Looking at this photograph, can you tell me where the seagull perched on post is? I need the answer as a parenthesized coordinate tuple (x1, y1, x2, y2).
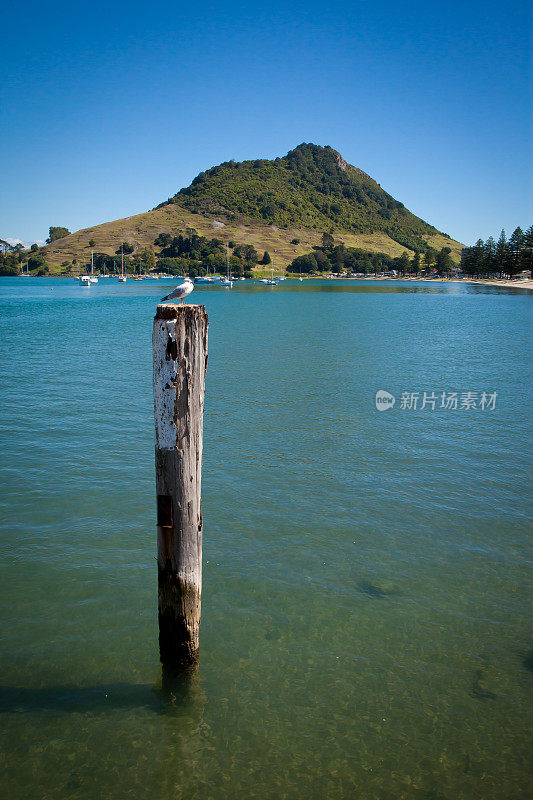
(160, 278, 194, 304)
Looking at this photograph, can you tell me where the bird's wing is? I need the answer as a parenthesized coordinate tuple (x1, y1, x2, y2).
(161, 281, 193, 301)
(161, 288, 182, 301)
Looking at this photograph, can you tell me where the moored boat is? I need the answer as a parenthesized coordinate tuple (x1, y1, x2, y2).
(118, 246, 126, 281)
(220, 243, 233, 287)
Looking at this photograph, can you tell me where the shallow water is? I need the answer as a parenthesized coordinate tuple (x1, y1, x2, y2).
(0, 277, 531, 799)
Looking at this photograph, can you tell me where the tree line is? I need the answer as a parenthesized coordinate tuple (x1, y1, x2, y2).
(0, 227, 73, 275)
(460, 227, 532, 277)
(153, 230, 270, 277)
(288, 233, 455, 276)
(0, 225, 273, 277)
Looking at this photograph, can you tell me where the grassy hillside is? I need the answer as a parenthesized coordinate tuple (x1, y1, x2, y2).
(163, 143, 439, 253)
(43, 206, 464, 272)
(42, 143, 464, 272)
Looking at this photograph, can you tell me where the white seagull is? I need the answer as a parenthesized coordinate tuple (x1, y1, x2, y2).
(160, 278, 194, 304)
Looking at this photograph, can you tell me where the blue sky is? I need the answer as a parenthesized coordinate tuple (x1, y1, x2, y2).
(1, 0, 531, 246)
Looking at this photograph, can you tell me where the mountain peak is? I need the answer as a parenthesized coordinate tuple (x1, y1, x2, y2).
(159, 143, 439, 252)
(286, 142, 370, 179)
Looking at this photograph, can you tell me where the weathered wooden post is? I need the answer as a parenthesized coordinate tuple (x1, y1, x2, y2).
(153, 303, 208, 666)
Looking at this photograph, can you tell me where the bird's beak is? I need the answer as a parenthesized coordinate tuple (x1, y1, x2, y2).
(160, 293, 170, 302)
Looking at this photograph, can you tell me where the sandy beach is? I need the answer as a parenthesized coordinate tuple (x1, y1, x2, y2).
(344, 276, 533, 290)
(461, 278, 533, 290)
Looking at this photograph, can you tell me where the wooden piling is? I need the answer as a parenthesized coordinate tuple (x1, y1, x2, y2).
(153, 303, 208, 666)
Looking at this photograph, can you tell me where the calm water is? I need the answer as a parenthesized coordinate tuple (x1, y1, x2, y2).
(0, 277, 531, 800)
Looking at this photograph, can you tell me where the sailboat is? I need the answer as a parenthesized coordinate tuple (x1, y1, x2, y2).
(89, 250, 98, 283)
(260, 261, 277, 285)
(220, 243, 233, 287)
(78, 256, 91, 284)
(118, 246, 126, 282)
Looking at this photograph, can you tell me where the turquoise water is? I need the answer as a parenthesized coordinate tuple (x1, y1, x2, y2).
(0, 277, 531, 799)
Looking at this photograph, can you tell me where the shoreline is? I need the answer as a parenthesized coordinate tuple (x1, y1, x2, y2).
(288, 275, 533, 290)
(459, 278, 533, 290)
(6, 275, 533, 290)
(371, 276, 533, 290)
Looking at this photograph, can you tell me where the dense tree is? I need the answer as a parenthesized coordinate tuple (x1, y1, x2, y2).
(152, 231, 258, 276)
(435, 246, 453, 276)
(411, 251, 421, 274)
(261, 250, 271, 265)
(90, 252, 113, 272)
(156, 257, 191, 276)
(461, 225, 532, 277)
(89, 239, 96, 247)
(116, 241, 134, 255)
(289, 242, 395, 275)
(495, 230, 509, 276)
(461, 239, 484, 275)
(397, 252, 411, 275)
(330, 243, 347, 271)
(154, 232, 172, 248)
(233, 244, 259, 263)
(322, 232, 334, 248)
(507, 227, 524, 276)
(290, 253, 318, 274)
(205, 253, 225, 273)
(27, 252, 47, 271)
(314, 249, 330, 271)
(0, 247, 20, 275)
(0, 264, 19, 276)
(522, 226, 533, 272)
(141, 247, 156, 269)
(423, 248, 437, 269)
(230, 257, 244, 277)
(46, 226, 70, 243)
(480, 237, 496, 274)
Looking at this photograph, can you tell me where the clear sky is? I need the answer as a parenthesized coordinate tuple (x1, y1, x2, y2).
(1, 0, 531, 246)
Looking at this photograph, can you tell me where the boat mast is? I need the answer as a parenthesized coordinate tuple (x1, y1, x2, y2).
(91, 249, 94, 276)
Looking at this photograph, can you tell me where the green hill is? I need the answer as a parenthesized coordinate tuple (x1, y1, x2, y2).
(162, 143, 440, 253)
(40, 143, 463, 272)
